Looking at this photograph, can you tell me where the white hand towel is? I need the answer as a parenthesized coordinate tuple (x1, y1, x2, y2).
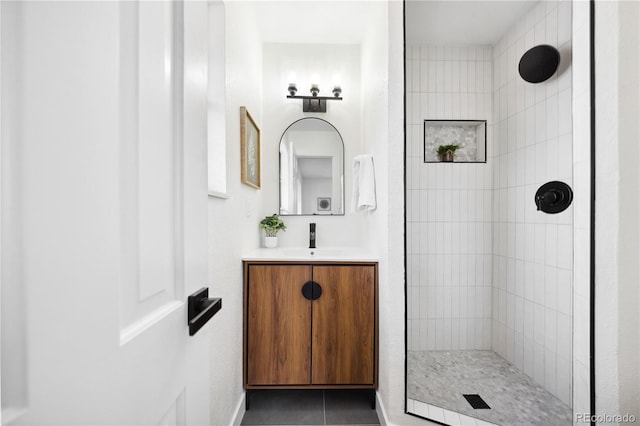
(351, 154, 377, 213)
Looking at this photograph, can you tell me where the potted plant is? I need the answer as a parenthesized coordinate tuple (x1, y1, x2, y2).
(437, 144, 460, 162)
(259, 214, 287, 248)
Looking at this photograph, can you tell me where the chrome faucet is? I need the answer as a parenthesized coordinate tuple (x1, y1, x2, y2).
(309, 223, 316, 248)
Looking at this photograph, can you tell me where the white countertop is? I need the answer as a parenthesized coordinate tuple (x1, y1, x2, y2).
(242, 247, 378, 262)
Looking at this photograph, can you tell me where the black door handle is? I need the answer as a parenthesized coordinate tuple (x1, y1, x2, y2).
(188, 287, 222, 336)
(301, 281, 322, 301)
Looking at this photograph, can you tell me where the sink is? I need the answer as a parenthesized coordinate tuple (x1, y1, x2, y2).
(242, 247, 377, 261)
(281, 248, 345, 258)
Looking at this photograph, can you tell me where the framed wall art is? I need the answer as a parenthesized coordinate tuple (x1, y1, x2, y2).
(240, 106, 261, 189)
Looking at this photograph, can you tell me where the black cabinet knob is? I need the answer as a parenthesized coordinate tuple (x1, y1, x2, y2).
(301, 281, 322, 301)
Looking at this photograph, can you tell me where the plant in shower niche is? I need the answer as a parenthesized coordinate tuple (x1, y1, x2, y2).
(437, 144, 460, 162)
(259, 214, 286, 248)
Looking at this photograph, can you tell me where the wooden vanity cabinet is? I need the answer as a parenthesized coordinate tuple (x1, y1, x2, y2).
(243, 261, 378, 389)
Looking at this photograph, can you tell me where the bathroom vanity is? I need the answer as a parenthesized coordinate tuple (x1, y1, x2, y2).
(242, 249, 378, 396)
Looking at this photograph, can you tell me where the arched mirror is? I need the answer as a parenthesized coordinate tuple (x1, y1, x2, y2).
(279, 118, 344, 215)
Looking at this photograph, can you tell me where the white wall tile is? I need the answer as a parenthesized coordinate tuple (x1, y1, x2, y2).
(546, 7, 558, 46)
(420, 46, 429, 60)
(546, 137, 560, 179)
(468, 61, 477, 93)
(534, 17, 546, 45)
(443, 318, 452, 348)
(545, 307, 557, 353)
(459, 61, 468, 94)
(484, 61, 493, 94)
(428, 405, 446, 424)
(408, 29, 573, 411)
(546, 94, 559, 139)
(467, 45, 476, 61)
(545, 224, 558, 266)
(558, 88, 572, 135)
(428, 45, 437, 61)
(545, 347, 557, 394)
(558, 1, 571, 46)
(556, 269, 572, 316)
(533, 342, 545, 384)
(444, 61, 452, 92)
(534, 101, 546, 143)
(557, 312, 571, 359)
(427, 61, 437, 92)
(417, 61, 426, 92)
(557, 355, 572, 406)
(488, 2, 574, 404)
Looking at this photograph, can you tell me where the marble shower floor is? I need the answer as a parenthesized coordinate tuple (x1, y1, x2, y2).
(407, 350, 572, 426)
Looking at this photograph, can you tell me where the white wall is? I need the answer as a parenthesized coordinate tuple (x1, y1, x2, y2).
(571, 0, 591, 419)
(615, 1, 640, 417)
(594, 0, 640, 422)
(0, 3, 3, 419)
(491, 0, 573, 406)
(406, 44, 494, 352)
(300, 178, 332, 214)
(262, 43, 362, 247)
(1, 2, 26, 417)
(360, 2, 417, 424)
(207, 2, 264, 424)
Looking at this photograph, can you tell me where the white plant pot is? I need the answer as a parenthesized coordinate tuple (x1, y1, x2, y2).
(264, 235, 278, 248)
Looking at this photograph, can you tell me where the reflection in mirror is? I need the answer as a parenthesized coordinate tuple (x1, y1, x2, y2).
(279, 118, 344, 215)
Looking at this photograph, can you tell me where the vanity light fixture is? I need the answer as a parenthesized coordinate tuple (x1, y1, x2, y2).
(286, 83, 342, 113)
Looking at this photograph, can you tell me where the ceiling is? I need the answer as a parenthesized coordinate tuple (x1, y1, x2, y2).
(253, 0, 385, 44)
(298, 158, 332, 179)
(405, 1, 537, 45)
(250, 0, 537, 46)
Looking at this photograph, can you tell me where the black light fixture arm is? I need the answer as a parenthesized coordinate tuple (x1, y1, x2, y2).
(286, 95, 343, 101)
(286, 83, 342, 112)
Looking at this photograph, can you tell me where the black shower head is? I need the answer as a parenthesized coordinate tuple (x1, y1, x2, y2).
(518, 44, 560, 83)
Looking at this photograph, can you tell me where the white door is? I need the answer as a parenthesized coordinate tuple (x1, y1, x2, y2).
(1, 1, 212, 424)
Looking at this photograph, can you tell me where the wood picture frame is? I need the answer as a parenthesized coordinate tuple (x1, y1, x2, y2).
(240, 106, 261, 189)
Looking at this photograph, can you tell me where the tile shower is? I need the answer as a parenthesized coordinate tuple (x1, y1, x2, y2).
(406, 1, 573, 424)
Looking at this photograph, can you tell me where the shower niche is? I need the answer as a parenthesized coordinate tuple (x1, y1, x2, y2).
(423, 120, 486, 163)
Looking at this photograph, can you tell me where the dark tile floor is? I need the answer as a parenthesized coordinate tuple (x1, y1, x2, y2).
(241, 389, 380, 426)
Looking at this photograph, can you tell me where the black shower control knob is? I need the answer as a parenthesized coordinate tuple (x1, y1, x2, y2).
(537, 189, 560, 205)
(535, 181, 573, 214)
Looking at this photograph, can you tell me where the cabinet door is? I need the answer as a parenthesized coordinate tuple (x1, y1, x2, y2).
(247, 265, 312, 385)
(311, 265, 376, 385)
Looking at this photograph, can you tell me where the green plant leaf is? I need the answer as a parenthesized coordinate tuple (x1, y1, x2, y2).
(436, 144, 460, 155)
(258, 213, 287, 233)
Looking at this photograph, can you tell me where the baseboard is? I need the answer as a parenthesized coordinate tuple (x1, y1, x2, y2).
(230, 392, 246, 426)
(376, 391, 389, 426)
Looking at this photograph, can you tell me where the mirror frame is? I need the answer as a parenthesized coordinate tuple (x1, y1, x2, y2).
(278, 117, 345, 216)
